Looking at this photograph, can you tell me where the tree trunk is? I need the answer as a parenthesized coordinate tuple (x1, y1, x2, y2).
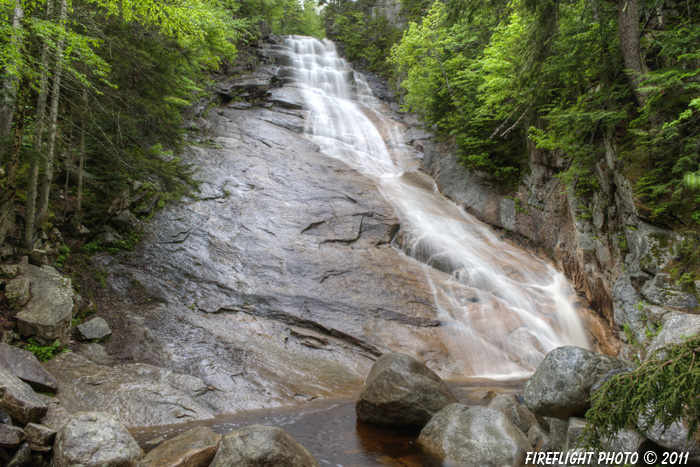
(618, 0, 648, 107)
(35, 0, 68, 228)
(76, 90, 87, 217)
(24, 0, 56, 250)
(0, 80, 29, 241)
(0, 1, 25, 165)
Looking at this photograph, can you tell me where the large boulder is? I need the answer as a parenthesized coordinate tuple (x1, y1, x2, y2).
(417, 404, 530, 467)
(210, 425, 318, 467)
(140, 426, 222, 467)
(355, 353, 457, 427)
(52, 412, 143, 467)
(15, 265, 74, 345)
(524, 346, 629, 419)
(0, 343, 58, 392)
(0, 365, 47, 424)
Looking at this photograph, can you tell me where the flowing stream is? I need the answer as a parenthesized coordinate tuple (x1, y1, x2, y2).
(281, 36, 589, 376)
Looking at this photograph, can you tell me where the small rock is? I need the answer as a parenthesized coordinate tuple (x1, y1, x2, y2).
(210, 425, 318, 467)
(0, 411, 12, 425)
(0, 244, 13, 260)
(524, 346, 630, 419)
(0, 264, 18, 278)
(0, 343, 58, 392)
(5, 442, 30, 467)
(418, 404, 530, 467)
(110, 210, 144, 234)
(39, 402, 72, 432)
(24, 423, 56, 446)
(5, 277, 30, 307)
(0, 423, 25, 448)
(140, 426, 222, 467)
(76, 318, 112, 342)
(355, 353, 457, 427)
(52, 412, 143, 467)
(528, 424, 551, 452)
(563, 417, 588, 452)
(0, 365, 48, 424)
(28, 250, 49, 267)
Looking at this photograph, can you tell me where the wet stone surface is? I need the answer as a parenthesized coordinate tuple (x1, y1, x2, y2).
(47, 78, 460, 427)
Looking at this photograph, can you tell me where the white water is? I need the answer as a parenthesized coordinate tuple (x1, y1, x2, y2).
(281, 36, 589, 377)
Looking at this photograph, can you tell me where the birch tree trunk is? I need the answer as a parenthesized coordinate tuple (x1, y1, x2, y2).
(35, 0, 68, 228)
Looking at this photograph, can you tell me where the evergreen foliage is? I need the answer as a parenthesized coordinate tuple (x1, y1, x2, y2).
(0, 0, 324, 244)
(385, 0, 700, 212)
(583, 335, 700, 450)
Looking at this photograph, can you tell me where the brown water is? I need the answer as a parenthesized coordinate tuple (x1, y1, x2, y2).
(132, 378, 526, 466)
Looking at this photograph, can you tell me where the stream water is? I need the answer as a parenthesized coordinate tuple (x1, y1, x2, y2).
(282, 36, 589, 376)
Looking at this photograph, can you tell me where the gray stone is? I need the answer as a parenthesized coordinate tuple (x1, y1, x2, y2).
(77, 343, 113, 365)
(563, 417, 588, 452)
(0, 343, 58, 392)
(23, 423, 55, 446)
(39, 401, 72, 432)
(0, 365, 47, 424)
(210, 425, 318, 467)
(545, 417, 569, 451)
(648, 311, 700, 355)
(76, 317, 112, 342)
(0, 244, 13, 260)
(355, 353, 458, 427)
(44, 353, 221, 427)
(5, 442, 30, 467)
(268, 87, 305, 110)
(524, 346, 630, 419)
(15, 265, 74, 345)
(644, 419, 700, 465)
(5, 277, 29, 307)
(641, 273, 699, 309)
(0, 264, 18, 278)
(596, 428, 646, 466)
(52, 412, 143, 467)
(110, 210, 144, 234)
(0, 423, 25, 447)
(28, 250, 48, 267)
(140, 426, 221, 467)
(527, 424, 551, 452)
(97, 226, 122, 247)
(418, 404, 530, 467)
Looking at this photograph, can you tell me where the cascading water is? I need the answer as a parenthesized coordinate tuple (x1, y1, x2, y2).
(280, 36, 589, 377)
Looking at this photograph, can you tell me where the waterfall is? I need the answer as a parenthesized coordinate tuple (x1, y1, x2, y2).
(280, 36, 589, 377)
